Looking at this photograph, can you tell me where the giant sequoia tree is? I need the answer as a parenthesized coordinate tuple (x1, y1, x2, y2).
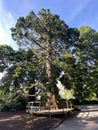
(1, 12, 98, 111)
(11, 9, 78, 108)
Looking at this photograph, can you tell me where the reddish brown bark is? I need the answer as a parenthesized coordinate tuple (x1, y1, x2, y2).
(45, 45, 58, 109)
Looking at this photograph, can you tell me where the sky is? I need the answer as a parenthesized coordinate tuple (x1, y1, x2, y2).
(0, 0, 98, 50)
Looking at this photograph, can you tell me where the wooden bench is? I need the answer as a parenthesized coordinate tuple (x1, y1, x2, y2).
(26, 101, 41, 113)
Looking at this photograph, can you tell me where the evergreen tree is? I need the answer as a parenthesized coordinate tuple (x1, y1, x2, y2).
(11, 9, 78, 108)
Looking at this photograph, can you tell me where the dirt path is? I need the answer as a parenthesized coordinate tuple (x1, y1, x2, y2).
(0, 110, 61, 130)
(0, 111, 31, 130)
(55, 105, 98, 130)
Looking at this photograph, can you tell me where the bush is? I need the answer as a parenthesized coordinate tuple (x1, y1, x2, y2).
(0, 91, 28, 112)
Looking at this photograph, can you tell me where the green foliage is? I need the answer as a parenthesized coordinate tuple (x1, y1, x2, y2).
(0, 45, 15, 72)
(0, 9, 98, 110)
(62, 89, 75, 100)
(0, 90, 28, 112)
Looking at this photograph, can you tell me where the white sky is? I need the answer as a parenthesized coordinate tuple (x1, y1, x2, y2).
(0, 73, 4, 80)
(0, 0, 17, 50)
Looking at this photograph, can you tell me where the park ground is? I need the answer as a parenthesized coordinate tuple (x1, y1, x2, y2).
(0, 110, 62, 130)
(0, 105, 98, 130)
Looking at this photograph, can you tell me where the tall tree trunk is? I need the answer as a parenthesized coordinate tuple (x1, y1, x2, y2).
(45, 45, 58, 109)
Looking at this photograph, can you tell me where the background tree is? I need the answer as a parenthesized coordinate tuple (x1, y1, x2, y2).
(56, 26, 98, 103)
(72, 26, 98, 102)
(0, 45, 15, 72)
(0, 45, 39, 111)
